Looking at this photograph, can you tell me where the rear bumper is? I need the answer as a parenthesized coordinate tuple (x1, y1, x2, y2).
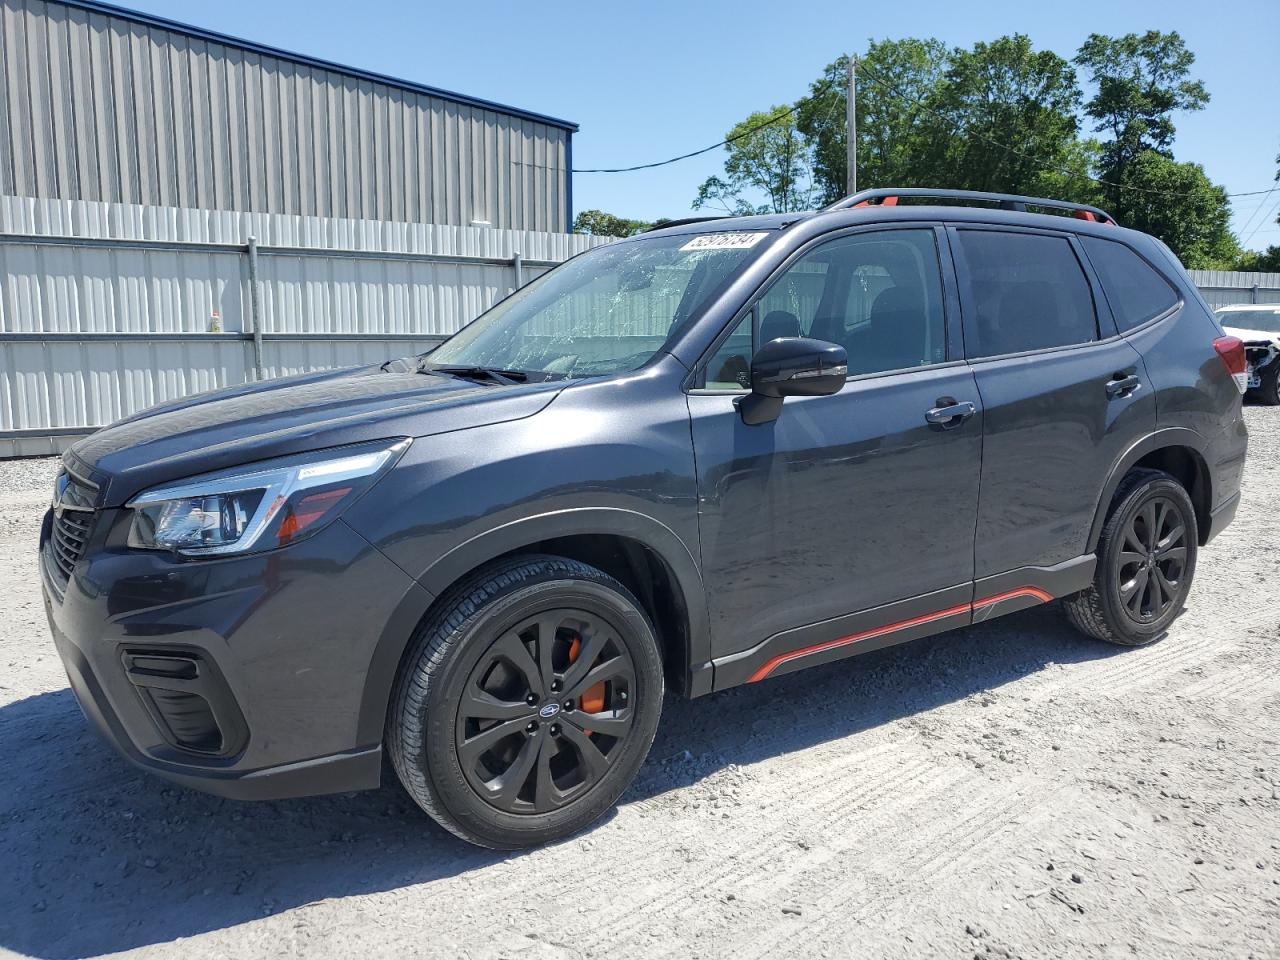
(41, 510, 428, 800)
(1204, 490, 1241, 545)
(1203, 410, 1248, 545)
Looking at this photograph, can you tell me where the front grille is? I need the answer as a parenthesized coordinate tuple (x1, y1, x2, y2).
(50, 509, 93, 581)
(47, 468, 99, 587)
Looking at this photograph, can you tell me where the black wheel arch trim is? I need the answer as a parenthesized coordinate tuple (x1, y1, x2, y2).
(356, 509, 710, 750)
(1086, 428, 1212, 553)
(422, 508, 709, 692)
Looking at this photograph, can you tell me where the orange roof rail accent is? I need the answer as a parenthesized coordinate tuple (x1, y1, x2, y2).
(824, 188, 1118, 226)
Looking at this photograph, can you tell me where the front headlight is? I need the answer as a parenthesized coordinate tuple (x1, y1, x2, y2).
(126, 438, 410, 557)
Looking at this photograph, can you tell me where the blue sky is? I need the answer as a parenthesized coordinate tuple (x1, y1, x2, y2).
(127, 0, 1280, 248)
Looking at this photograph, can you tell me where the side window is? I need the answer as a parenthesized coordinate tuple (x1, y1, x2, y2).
(704, 311, 754, 390)
(701, 229, 946, 390)
(804, 230, 946, 375)
(757, 259, 829, 340)
(956, 230, 1098, 358)
(1081, 236, 1180, 331)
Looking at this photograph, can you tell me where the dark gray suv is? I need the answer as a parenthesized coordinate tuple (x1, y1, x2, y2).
(41, 189, 1249, 848)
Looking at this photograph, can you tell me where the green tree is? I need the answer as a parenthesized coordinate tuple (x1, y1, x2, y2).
(1118, 152, 1239, 268)
(693, 107, 815, 215)
(796, 37, 1092, 205)
(1074, 31, 1209, 210)
(796, 40, 949, 204)
(572, 209, 652, 237)
(1234, 245, 1280, 272)
(920, 35, 1090, 200)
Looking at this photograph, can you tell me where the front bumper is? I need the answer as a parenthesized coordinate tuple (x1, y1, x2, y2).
(41, 508, 430, 800)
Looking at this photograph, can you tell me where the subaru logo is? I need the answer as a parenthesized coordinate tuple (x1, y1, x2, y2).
(52, 472, 69, 516)
(538, 702, 560, 719)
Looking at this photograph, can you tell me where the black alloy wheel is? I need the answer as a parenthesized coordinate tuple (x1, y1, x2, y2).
(454, 609, 636, 814)
(1113, 495, 1189, 623)
(1062, 469, 1198, 646)
(388, 555, 663, 849)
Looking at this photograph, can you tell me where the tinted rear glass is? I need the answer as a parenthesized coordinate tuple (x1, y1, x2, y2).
(1082, 236, 1180, 331)
(956, 231, 1098, 358)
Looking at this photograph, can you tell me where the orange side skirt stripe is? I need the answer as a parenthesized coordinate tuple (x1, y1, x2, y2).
(746, 586, 1054, 683)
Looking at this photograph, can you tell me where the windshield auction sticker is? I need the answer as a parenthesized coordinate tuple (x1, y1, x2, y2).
(679, 232, 770, 251)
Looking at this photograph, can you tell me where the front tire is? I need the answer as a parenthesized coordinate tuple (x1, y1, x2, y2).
(1062, 469, 1198, 646)
(387, 555, 664, 849)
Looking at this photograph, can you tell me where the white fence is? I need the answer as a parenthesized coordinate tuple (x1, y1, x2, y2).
(0, 196, 612, 456)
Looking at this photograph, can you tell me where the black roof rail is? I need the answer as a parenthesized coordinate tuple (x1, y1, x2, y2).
(643, 216, 727, 232)
(823, 188, 1118, 226)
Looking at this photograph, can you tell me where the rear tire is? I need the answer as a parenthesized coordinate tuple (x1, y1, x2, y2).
(1062, 469, 1198, 646)
(387, 555, 664, 849)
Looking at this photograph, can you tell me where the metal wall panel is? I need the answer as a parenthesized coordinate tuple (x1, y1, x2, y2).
(1, 0, 574, 231)
(0, 196, 611, 456)
(1188, 270, 1280, 308)
(6, 198, 1277, 457)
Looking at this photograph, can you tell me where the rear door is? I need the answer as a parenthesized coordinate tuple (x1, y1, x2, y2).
(688, 225, 984, 686)
(949, 225, 1156, 585)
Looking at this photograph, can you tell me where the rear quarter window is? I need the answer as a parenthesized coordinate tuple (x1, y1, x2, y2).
(1081, 236, 1180, 332)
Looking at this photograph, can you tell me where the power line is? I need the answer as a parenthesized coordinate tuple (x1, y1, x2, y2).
(572, 79, 836, 174)
(1236, 185, 1279, 241)
(573, 60, 1273, 204)
(1242, 193, 1280, 247)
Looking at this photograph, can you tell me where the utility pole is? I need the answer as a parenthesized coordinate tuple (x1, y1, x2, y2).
(845, 54, 857, 196)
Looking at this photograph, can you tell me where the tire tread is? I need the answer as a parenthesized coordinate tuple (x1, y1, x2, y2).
(1061, 468, 1194, 647)
(387, 554, 653, 848)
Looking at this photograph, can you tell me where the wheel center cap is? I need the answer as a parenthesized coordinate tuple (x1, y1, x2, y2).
(538, 702, 561, 719)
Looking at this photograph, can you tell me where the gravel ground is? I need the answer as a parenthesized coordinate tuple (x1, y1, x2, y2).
(1, 409, 1277, 960)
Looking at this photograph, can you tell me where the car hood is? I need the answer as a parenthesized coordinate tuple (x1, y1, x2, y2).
(68, 364, 564, 505)
(1222, 325, 1280, 344)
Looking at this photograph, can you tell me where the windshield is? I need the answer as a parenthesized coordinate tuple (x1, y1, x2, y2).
(1216, 308, 1280, 334)
(426, 231, 772, 378)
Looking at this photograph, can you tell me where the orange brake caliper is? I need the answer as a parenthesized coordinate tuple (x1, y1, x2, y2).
(567, 636, 607, 723)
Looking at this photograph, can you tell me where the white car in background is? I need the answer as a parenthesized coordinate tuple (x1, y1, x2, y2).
(1215, 304, 1280, 405)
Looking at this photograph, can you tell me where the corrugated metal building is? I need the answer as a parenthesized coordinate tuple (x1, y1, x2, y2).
(0, 194, 610, 456)
(0, 0, 599, 456)
(0, 0, 576, 231)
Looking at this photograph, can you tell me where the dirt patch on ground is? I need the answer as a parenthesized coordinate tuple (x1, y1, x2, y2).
(1, 410, 1277, 959)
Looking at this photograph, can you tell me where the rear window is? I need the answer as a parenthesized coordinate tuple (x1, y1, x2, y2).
(955, 230, 1098, 358)
(1082, 236, 1180, 331)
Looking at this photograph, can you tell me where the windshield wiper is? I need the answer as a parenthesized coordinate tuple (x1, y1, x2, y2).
(423, 364, 529, 385)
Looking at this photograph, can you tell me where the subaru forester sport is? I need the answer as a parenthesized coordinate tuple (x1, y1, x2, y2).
(41, 189, 1248, 848)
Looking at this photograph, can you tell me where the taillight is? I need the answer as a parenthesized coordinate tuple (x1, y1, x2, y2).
(1213, 336, 1247, 394)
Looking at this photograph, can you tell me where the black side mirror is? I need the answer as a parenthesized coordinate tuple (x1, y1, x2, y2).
(739, 337, 848, 425)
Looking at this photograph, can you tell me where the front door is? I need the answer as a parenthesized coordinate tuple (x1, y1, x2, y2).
(687, 226, 983, 687)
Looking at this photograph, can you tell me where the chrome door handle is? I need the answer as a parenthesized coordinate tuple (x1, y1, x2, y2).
(1105, 374, 1141, 399)
(925, 399, 976, 426)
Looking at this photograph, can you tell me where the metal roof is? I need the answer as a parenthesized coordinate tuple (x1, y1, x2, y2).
(57, 0, 579, 132)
